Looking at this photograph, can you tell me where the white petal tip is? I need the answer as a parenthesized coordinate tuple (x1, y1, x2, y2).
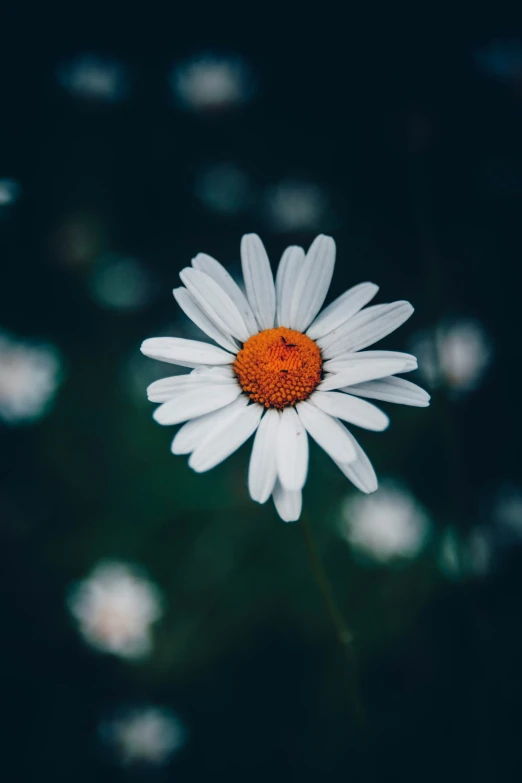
(364, 483, 379, 494)
(241, 232, 260, 244)
(412, 390, 431, 406)
(276, 507, 301, 523)
(189, 464, 207, 474)
(187, 454, 207, 473)
(152, 408, 168, 425)
(170, 435, 190, 455)
(278, 477, 306, 492)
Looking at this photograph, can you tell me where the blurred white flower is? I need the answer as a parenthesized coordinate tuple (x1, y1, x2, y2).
(265, 181, 328, 233)
(195, 162, 252, 215)
(341, 481, 431, 563)
(0, 331, 62, 424)
(89, 255, 154, 311)
(101, 706, 186, 766)
(67, 561, 163, 659)
(171, 54, 254, 111)
(57, 54, 131, 102)
(411, 319, 492, 394)
(0, 178, 20, 207)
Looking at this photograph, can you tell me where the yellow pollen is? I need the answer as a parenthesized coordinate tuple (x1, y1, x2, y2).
(233, 326, 323, 409)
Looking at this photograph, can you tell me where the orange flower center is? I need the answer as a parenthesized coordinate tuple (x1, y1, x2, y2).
(233, 327, 323, 409)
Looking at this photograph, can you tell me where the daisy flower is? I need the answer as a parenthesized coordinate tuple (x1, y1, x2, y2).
(141, 234, 430, 522)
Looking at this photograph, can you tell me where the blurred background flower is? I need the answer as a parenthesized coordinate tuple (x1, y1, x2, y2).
(0, 178, 20, 208)
(492, 486, 522, 536)
(56, 53, 132, 103)
(475, 38, 522, 83)
(263, 180, 329, 233)
(100, 706, 187, 766)
(0, 331, 63, 423)
(67, 561, 164, 659)
(89, 254, 156, 312)
(171, 53, 255, 112)
(340, 481, 431, 564)
(194, 162, 253, 216)
(411, 319, 492, 395)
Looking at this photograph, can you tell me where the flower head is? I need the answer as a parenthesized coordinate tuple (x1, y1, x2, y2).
(67, 561, 163, 659)
(141, 234, 429, 522)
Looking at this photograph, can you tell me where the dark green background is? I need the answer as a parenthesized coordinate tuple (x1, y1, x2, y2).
(1, 7, 521, 781)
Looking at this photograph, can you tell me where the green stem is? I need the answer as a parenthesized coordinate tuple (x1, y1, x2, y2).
(301, 514, 365, 725)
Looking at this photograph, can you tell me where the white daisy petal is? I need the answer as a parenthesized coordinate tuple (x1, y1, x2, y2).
(190, 366, 236, 378)
(296, 400, 357, 464)
(306, 282, 379, 340)
(173, 287, 239, 353)
(191, 252, 258, 335)
(318, 359, 408, 392)
(290, 234, 336, 332)
(344, 376, 431, 407)
(240, 234, 276, 330)
(189, 403, 263, 473)
(310, 390, 389, 431)
(276, 406, 309, 491)
(153, 384, 242, 425)
(141, 337, 235, 368)
(147, 371, 237, 403)
(248, 408, 280, 503)
(319, 301, 414, 358)
(171, 396, 249, 454)
(272, 479, 302, 523)
(179, 268, 250, 343)
(333, 430, 378, 494)
(323, 350, 417, 374)
(275, 246, 305, 327)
